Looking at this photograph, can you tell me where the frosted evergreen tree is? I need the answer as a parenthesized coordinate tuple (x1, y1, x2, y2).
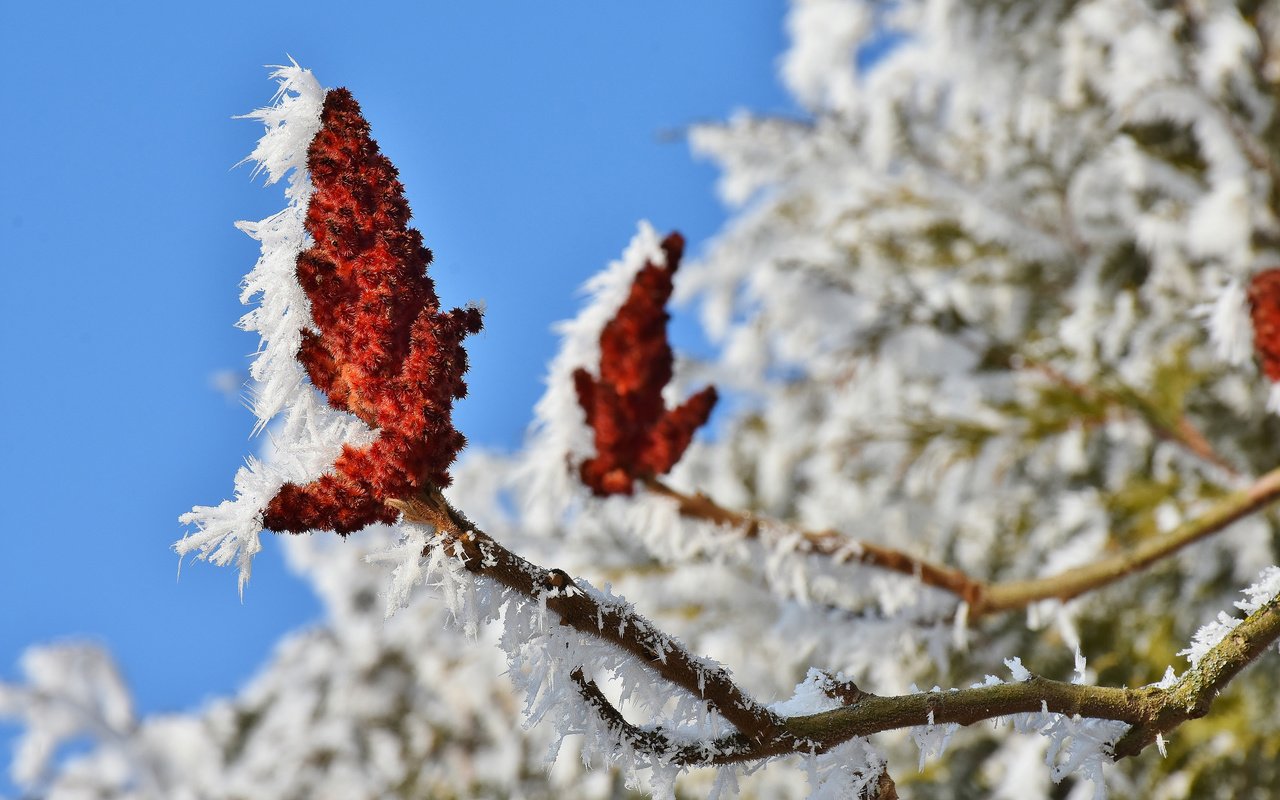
(6, 2, 1280, 798)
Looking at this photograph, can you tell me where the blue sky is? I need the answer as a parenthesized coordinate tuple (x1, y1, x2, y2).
(0, 0, 796, 778)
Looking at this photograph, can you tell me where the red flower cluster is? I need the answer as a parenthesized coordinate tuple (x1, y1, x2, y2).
(1249, 268, 1280, 383)
(574, 232, 718, 495)
(263, 89, 483, 534)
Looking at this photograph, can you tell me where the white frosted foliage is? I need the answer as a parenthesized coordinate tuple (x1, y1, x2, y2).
(0, 645, 136, 787)
(782, 0, 870, 113)
(1201, 278, 1256, 367)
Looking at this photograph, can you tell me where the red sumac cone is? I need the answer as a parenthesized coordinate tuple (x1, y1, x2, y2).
(574, 232, 718, 496)
(1249, 268, 1280, 384)
(263, 88, 482, 534)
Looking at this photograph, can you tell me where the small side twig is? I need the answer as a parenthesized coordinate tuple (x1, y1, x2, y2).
(644, 466, 1280, 618)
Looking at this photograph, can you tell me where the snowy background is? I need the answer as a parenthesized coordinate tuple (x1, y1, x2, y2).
(0, 2, 793, 790)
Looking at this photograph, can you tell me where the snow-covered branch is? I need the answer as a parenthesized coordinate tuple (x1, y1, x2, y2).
(398, 483, 1280, 775)
(387, 487, 783, 746)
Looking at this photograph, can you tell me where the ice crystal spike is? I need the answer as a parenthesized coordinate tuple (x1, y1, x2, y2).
(574, 232, 718, 495)
(263, 88, 483, 533)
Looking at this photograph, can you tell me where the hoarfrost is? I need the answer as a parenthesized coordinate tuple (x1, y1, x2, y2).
(1179, 565, 1280, 668)
(909, 705, 959, 771)
(803, 737, 887, 800)
(23, 0, 1280, 794)
(769, 668, 848, 717)
(175, 62, 368, 595)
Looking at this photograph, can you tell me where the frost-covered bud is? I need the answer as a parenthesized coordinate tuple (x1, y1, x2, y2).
(263, 88, 483, 533)
(574, 232, 718, 495)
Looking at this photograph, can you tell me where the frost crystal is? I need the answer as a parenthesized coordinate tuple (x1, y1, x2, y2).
(176, 62, 342, 594)
(1202, 279, 1255, 367)
(803, 737, 888, 800)
(1180, 565, 1280, 668)
(1004, 657, 1032, 683)
(909, 706, 959, 771)
(1006, 704, 1127, 800)
(769, 668, 848, 716)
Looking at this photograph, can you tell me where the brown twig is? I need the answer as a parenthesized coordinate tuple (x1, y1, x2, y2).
(641, 478, 985, 606)
(644, 466, 1280, 618)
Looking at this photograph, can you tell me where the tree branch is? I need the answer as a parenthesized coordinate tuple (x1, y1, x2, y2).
(389, 487, 785, 745)
(979, 468, 1280, 614)
(642, 477, 986, 604)
(388, 483, 1280, 773)
(644, 466, 1280, 618)
(1113, 589, 1280, 758)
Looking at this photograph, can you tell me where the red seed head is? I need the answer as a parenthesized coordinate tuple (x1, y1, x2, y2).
(1250, 268, 1280, 384)
(574, 232, 717, 496)
(263, 88, 483, 534)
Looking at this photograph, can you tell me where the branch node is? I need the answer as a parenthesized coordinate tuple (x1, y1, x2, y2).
(545, 568, 573, 594)
(819, 672, 867, 706)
